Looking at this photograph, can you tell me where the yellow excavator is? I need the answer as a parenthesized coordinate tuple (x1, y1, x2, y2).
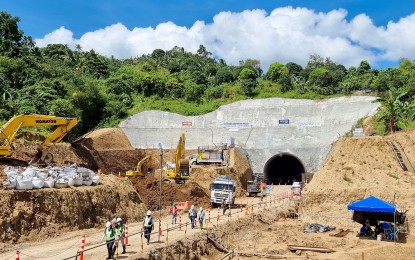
(0, 114, 78, 164)
(164, 131, 190, 183)
(126, 155, 151, 177)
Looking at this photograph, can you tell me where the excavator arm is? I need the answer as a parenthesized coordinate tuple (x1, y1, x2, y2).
(174, 132, 186, 175)
(176, 132, 189, 180)
(164, 131, 189, 183)
(0, 114, 78, 162)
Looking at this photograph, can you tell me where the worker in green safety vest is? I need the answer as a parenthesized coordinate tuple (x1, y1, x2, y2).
(116, 217, 126, 254)
(101, 221, 116, 260)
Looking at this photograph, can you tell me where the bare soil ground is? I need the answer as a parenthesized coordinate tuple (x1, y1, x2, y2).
(2, 126, 415, 259)
(302, 130, 415, 231)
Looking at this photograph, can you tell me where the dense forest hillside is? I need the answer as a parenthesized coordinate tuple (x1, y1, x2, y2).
(1, 11, 415, 137)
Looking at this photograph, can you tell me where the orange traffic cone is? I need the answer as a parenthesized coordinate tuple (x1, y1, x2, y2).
(118, 172, 122, 178)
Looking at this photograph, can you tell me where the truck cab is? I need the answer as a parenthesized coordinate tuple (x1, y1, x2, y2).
(291, 181, 302, 195)
(210, 177, 237, 207)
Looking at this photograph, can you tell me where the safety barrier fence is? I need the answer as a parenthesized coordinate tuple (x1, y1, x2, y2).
(7, 189, 296, 260)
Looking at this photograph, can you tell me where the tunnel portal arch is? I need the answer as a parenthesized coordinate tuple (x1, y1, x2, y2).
(263, 153, 306, 185)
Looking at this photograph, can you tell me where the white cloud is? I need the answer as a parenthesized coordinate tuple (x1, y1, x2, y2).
(35, 26, 76, 48)
(35, 6, 415, 70)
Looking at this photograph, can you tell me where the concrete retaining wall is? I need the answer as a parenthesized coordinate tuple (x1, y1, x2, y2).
(120, 96, 379, 173)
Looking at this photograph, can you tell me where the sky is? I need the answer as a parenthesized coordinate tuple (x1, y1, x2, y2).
(2, 0, 415, 70)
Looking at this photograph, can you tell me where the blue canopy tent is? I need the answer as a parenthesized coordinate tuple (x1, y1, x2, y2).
(347, 196, 397, 225)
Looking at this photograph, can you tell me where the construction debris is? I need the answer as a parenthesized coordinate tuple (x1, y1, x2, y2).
(304, 223, 336, 233)
(287, 245, 335, 253)
(207, 233, 229, 253)
(236, 251, 307, 259)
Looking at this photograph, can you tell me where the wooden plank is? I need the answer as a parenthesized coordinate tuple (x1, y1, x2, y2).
(287, 245, 335, 253)
(235, 251, 307, 259)
(207, 234, 229, 253)
(218, 251, 234, 260)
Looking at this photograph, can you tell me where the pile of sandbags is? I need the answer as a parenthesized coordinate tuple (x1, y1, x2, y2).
(2, 164, 100, 190)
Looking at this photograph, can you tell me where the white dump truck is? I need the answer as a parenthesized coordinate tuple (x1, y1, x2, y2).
(210, 177, 237, 207)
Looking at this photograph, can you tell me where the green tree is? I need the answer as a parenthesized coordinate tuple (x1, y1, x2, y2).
(375, 88, 410, 132)
(215, 66, 235, 85)
(265, 62, 289, 82)
(357, 60, 371, 75)
(49, 98, 76, 117)
(18, 84, 59, 114)
(0, 12, 24, 57)
(286, 62, 303, 77)
(197, 45, 211, 57)
(239, 59, 262, 77)
(238, 68, 257, 95)
(71, 83, 107, 133)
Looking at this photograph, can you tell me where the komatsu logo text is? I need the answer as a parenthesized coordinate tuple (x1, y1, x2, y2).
(36, 119, 57, 124)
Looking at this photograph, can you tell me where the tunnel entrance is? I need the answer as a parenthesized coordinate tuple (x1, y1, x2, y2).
(263, 153, 305, 185)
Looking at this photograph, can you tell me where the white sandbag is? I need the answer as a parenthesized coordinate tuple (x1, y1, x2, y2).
(16, 178, 34, 190)
(32, 177, 45, 189)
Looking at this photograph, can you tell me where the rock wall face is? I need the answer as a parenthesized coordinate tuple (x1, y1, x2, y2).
(120, 97, 379, 173)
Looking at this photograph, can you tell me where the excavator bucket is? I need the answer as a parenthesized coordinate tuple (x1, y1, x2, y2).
(29, 150, 53, 165)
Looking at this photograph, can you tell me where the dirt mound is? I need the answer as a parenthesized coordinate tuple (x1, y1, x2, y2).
(80, 128, 133, 150)
(0, 175, 145, 249)
(130, 175, 210, 212)
(302, 130, 415, 230)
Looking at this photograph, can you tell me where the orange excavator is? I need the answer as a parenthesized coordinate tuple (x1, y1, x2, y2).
(0, 114, 78, 164)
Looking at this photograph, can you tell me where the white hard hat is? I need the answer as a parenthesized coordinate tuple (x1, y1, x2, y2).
(106, 221, 111, 228)
(111, 218, 117, 224)
(200, 207, 203, 211)
(117, 217, 122, 222)
(147, 210, 152, 216)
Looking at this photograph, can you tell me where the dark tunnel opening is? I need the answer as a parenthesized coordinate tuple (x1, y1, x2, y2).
(263, 153, 305, 185)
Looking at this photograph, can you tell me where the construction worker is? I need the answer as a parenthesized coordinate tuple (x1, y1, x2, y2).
(143, 211, 154, 245)
(188, 205, 196, 229)
(170, 202, 178, 224)
(197, 207, 206, 229)
(111, 218, 119, 257)
(260, 187, 265, 202)
(221, 198, 227, 215)
(116, 217, 126, 254)
(101, 221, 116, 260)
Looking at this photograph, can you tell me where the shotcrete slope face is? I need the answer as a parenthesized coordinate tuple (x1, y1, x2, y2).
(120, 97, 379, 180)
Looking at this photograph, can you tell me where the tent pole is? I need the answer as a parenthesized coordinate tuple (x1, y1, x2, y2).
(393, 192, 397, 243)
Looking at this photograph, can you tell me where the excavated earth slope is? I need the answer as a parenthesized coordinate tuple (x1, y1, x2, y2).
(302, 129, 415, 232)
(0, 175, 146, 250)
